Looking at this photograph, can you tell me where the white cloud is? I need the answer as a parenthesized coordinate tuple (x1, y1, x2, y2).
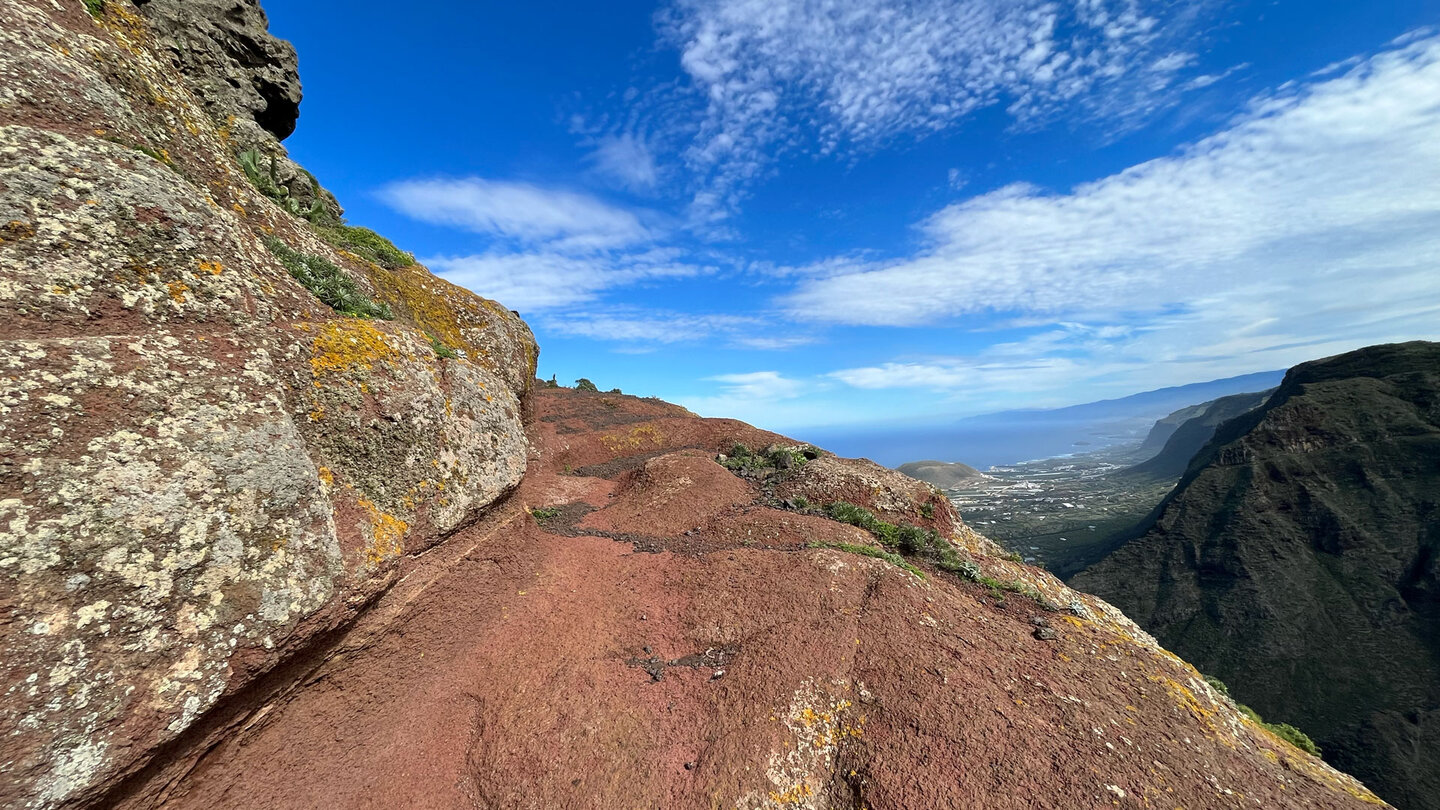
(540, 309, 816, 349)
(708, 371, 805, 399)
(425, 248, 707, 312)
(657, 0, 1212, 218)
(587, 133, 660, 192)
(780, 33, 1440, 339)
(379, 178, 655, 251)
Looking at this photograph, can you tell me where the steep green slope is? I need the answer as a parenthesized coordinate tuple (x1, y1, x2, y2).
(1072, 341, 1440, 810)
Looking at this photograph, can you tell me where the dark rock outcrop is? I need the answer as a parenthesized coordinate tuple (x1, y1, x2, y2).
(1074, 341, 1440, 810)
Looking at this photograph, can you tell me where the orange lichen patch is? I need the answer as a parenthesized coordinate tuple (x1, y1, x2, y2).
(310, 320, 399, 377)
(366, 262, 535, 377)
(358, 498, 408, 567)
(0, 220, 37, 242)
(768, 784, 814, 805)
(197, 260, 223, 276)
(166, 280, 189, 303)
(600, 425, 665, 452)
(317, 467, 334, 488)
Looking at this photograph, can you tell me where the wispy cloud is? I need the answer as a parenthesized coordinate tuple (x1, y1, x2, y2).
(655, 0, 1216, 219)
(540, 308, 816, 349)
(379, 178, 656, 252)
(423, 251, 706, 311)
(780, 33, 1440, 333)
(585, 133, 660, 193)
(784, 33, 1440, 406)
(382, 179, 714, 311)
(709, 371, 805, 399)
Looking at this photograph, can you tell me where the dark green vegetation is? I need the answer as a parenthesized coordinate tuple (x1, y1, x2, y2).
(83, 0, 103, 17)
(529, 506, 561, 520)
(575, 378, 599, 392)
(427, 333, 457, 359)
(823, 501, 1049, 605)
(806, 541, 926, 579)
(1208, 676, 1322, 756)
(241, 150, 414, 270)
(1073, 341, 1440, 810)
(264, 236, 393, 320)
(239, 149, 319, 219)
(718, 442, 820, 475)
(312, 223, 413, 270)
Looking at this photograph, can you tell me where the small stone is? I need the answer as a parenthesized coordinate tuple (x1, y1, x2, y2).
(684, 761, 695, 770)
(1030, 616, 1050, 628)
(1033, 627, 1058, 641)
(711, 669, 725, 680)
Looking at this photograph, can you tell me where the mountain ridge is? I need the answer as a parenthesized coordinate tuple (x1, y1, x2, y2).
(1073, 340, 1440, 810)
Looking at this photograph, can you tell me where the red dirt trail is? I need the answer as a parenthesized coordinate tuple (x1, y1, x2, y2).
(108, 389, 1389, 810)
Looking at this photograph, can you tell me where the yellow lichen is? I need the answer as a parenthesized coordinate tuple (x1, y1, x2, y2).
(358, 498, 408, 567)
(310, 320, 399, 377)
(165, 280, 188, 303)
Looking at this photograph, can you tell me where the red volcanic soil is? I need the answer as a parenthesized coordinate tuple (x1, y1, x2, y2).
(105, 388, 1388, 810)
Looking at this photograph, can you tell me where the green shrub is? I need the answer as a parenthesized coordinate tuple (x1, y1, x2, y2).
(312, 223, 413, 270)
(1268, 723, 1321, 756)
(575, 378, 599, 392)
(428, 332, 457, 359)
(239, 149, 288, 200)
(264, 236, 392, 320)
(1205, 675, 1231, 698)
(919, 501, 935, 520)
(1234, 703, 1321, 756)
(543, 375, 559, 388)
(83, 0, 104, 17)
(807, 541, 925, 579)
(530, 506, 562, 520)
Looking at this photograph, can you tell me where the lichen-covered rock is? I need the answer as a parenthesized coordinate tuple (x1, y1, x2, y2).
(134, 0, 341, 220)
(0, 2, 535, 807)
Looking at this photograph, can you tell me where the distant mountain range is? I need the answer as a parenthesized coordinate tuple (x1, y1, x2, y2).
(1073, 341, 1440, 810)
(815, 369, 1286, 468)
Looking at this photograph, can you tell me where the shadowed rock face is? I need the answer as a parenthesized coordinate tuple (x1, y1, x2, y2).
(1074, 341, 1440, 810)
(0, 2, 533, 807)
(133, 0, 301, 145)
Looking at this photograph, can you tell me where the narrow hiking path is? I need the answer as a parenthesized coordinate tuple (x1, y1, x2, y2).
(115, 388, 1388, 810)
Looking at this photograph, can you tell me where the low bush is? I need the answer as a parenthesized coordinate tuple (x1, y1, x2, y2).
(312, 223, 413, 270)
(530, 506, 562, 520)
(807, 541, 925, 579)
(427, 332, 457, 359)
(264, 236, 392, 320)
(1235, 702, 1321, 756)
(575, 378, 599, 392)
(84, 0, 103, 17)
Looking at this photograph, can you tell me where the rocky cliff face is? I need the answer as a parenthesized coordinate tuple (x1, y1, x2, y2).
(0, 1, 533, 806)
(1122, 388, 1274, 481)
(1074, 341, 1440, 810)
(0, 2, 1399, 809)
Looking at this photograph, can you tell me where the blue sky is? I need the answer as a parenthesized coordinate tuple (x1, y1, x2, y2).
(265, 0, 1440, 436)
